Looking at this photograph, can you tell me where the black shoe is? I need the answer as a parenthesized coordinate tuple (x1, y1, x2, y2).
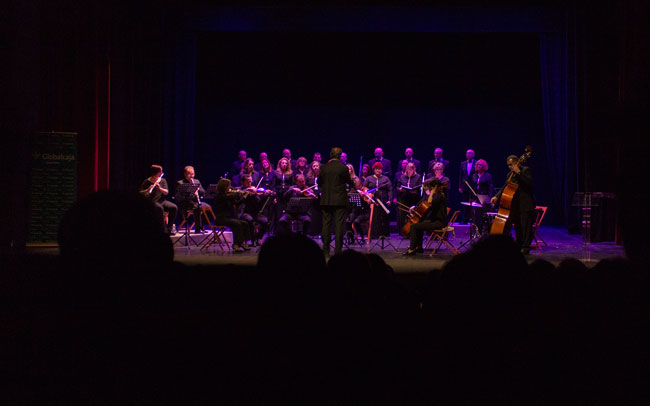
(415, 247, 424, 253)
(403, 249, 417, 256)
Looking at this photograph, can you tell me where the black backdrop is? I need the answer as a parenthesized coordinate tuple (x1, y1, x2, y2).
(195, 32, 546, 218)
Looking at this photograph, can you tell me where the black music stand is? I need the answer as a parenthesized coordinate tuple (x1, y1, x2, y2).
(285, 197, 313, 234)
(368, 198, 398, 251)
(173, 183, 200, 247)
(204, 184, 218, 201)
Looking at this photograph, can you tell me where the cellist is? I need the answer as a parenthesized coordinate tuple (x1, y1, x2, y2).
(490, 154, 535, 255)
(403, 178, 447, 256)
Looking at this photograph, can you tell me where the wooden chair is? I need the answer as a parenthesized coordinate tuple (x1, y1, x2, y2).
(426, 210, 461, 255)
(199, 206, 231, 251)
(530, 206, 548, 249)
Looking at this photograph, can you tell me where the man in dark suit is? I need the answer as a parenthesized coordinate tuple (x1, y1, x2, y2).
(403, 147, 422, 174)
(458, 149, 476, 222)
(491, 155, 535, 255)
(318, 147, 355, 256)
(368, 147, 392, 179)
(427, 147, 450, 175)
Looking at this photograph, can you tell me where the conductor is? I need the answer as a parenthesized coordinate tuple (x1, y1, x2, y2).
(318, 147, 355, 256)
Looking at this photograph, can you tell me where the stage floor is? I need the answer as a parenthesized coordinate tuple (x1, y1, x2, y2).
(172, 225, 625, 273)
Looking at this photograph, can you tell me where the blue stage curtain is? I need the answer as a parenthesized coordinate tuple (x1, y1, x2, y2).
(538, 12, 580, 228)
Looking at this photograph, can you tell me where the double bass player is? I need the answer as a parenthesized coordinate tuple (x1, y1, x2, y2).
(490, 153, 535, 255)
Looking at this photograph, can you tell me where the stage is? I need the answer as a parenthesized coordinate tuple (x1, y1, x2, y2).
(171, 225, 625, 273)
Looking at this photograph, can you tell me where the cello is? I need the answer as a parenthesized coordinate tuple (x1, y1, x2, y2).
(400, 181, 448, 236)
(489, 146, 533, 235)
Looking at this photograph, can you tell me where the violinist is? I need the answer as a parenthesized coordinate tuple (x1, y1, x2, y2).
(490, 155, 535, 255)
(403, 178, 447, 256)
(395, 162, 422, 231)
(363, 162, 392, 238)
(140, 164, 177, 234)
(213, 178, 252, 252)
(233, 158, 260, 188)
(278, 174, 315, 234)
(237, 174, 272, 246)
(176, 165, 211, 233)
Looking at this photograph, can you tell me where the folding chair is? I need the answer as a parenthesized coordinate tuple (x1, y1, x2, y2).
(199, 206, 231, 251)
(530, 206, 548, 249)
(422, 207, 451, 249)
(426, 210, 461, 256)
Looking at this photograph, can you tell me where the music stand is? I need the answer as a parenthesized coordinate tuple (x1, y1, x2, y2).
(173, 183, 200, 247)
(286, 197, 313, 215)
(204, 184, 219, 201)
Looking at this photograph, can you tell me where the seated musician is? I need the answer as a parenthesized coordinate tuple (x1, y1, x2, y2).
(176, 166, 211, 233)
(348, 176, 371, 244)
(213, 178, 252, 252)
(395, 162, 422, 231)
(403, 178, 448, 256)
(278, 174, 315, 234)
(237, 174, 273, 246)
(140, 164, 177, 234)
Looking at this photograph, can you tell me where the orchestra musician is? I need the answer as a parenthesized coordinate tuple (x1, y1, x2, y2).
(237, 174, 272, 246)
(348, 176, 371, 245)
(346, 163, 357, 180)
(278, 174, 315, 234)
(403, 178, 448, 256)
(176, 165, 211, 233)
(395, 162, 422, 231)
(213, 178, 252, 252)
(318, 147, 355, 255)
(363, 162, 392, 238)
(140, 165, 177, 234)
(490, 155, 535, 255)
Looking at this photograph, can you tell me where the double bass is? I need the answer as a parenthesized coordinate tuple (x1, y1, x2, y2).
(489, 146, 533, 235)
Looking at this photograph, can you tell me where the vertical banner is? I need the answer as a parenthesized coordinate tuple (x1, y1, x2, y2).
(28, 132, 78, 245)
